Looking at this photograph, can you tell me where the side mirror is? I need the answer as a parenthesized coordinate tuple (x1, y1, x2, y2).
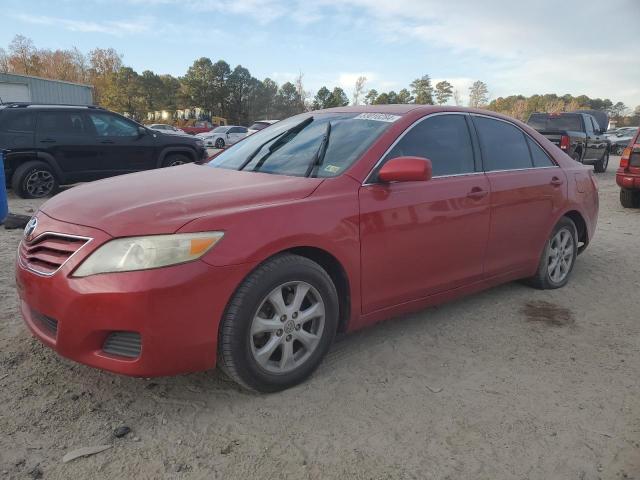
(378, 156, 432, 183)
(138, 126, 147, 136)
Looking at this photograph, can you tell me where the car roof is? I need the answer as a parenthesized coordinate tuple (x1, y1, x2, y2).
(0, 102, 103, 110)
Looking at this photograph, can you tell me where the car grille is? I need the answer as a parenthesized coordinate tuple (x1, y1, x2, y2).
(103, 332, 142, 359)
(20, 233, 90, 276)
(32, 310, 58, 338)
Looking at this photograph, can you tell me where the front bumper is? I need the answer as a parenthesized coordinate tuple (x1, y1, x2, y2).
(15, 214, 253, 377)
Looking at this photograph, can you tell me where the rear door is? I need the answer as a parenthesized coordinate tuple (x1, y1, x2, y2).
(35, 110, 102, 179)
(582, 114, 599, 161)
(588, 116, 606, 161)
(87, 111, 157, 174)
(471, 115, 565, 277)
(359, 113, 491, 313)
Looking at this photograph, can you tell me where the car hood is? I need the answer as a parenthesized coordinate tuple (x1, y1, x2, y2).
(40, 164, 324, 237)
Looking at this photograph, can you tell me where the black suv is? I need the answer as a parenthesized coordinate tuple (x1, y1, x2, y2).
(0, 103, 207, 198)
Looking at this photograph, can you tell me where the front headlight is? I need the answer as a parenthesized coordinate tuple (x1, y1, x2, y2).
(195, 139, 205, 147)
(73, 232, 224, 277)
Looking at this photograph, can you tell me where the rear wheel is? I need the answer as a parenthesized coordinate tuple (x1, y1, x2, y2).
(11, 161, 59, 199)
(594, 149, 609, 173)
(527, 217, 578, 290)
(620, 189, 640, 208)
(218, 253, 338, 392)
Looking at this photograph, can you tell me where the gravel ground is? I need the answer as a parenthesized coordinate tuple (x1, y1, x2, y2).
(1, 156, 638, 479)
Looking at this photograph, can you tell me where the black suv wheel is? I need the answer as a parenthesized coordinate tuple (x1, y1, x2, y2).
(11, 161, 59, 199)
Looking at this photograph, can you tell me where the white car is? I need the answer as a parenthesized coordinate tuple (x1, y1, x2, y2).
(148, 124, 190, 136)
(247, 120, 279, 135)
(198, 126, 249, 148)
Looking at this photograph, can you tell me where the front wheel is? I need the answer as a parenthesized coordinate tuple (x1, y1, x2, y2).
(527, 217, 578, 290)
(214, 138, 225, 149)
(11, 161, 59, 199)
(594, 150, 609, 173)
(161, 153, 190, 167)
(218, 254, 339, 392)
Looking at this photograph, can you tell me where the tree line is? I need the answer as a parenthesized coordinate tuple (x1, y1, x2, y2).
(1, 35, 637, 127)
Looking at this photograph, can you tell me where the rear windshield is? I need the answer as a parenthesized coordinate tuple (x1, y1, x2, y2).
(249, 122, 269, 130)
(209, 113, 394, 178)
(527, 114, 583, 132)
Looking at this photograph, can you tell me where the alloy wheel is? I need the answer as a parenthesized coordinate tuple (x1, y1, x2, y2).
(547, 228, 574, 283)
(25, 170, 54, 197)
(250, 281, 325, 374)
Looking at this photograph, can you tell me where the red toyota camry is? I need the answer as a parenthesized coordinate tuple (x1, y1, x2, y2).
(16, 106, 599, 392)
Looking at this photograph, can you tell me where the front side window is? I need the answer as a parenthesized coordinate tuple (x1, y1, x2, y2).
(37, 111, 90, 135)
(0, 110, 36, 132)
(381, 114, 475, 177)
(209, 113, 392, 178)
(473, 116, 532, 171)
(89, 113, 139, 137)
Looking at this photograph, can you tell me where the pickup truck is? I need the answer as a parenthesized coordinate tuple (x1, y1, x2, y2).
(527, 111, 610, 173)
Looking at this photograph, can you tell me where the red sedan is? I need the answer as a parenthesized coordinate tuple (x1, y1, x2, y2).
(16, 106, 599, 392)
(616, 131, 640, 208)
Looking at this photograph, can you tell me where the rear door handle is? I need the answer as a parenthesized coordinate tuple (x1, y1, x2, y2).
(39, 138, 56, 143)
(100, 139, 115, 144)
(550, 176, 563, 186)
(466, 187, 488, 200)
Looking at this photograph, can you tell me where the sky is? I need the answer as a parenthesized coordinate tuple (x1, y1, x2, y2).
(2, 0, 639, 108)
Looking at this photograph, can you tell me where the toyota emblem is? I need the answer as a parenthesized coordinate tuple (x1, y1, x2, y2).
(23, 217, 38, 241)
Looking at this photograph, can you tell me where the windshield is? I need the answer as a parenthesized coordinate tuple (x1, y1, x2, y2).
(527, 114, 583, 131)
(208, 113, 394, 177)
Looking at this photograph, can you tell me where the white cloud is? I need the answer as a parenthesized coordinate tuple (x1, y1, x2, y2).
(12, 13, 154, 37)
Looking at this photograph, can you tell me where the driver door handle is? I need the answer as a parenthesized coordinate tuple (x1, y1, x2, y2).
(100, 139, 115, 144)
(39, 138, 56, 143)
(550, 176, 563, 186)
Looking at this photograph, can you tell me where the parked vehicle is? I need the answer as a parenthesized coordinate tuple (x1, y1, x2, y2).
(181, 120, 227, 135)
(248, 119, 279, 134)
(617, 130, 640, 208)
(16, 106, 598, 392)
(197, 126, 248, 148)
(608, 127, 639, 155)
(527, 112, 610, 172)
(147, 124, 190, 136)
(0, 103, 207, 198)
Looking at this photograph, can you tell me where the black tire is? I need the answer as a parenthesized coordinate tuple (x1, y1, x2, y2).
(620, 189, 640, 208)
(214, 138, 225, 149)
(218, 253, 339, 393)
(11, 161, 59, 199)
(594, 149, 609, 173)
(527, 217, 578, 290)
(161, 153, 191, 168)
(571, 151, 582, 163)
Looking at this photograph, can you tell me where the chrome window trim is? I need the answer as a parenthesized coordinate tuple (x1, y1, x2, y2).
(469, 113, 559, 169)
(362, 112, 474, 185)
(18, 231, 93, 277)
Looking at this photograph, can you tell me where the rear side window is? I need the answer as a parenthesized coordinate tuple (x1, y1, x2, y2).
(526, 137, 555, 167)
(0, 110, 36, 132)
(38, 111, 91, 135)
(473, 116, 532, 171)
(383, 114, 475, 176)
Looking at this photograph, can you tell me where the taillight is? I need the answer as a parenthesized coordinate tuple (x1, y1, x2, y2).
(560, 135, 570, 151)
(620, 147, 631, 169)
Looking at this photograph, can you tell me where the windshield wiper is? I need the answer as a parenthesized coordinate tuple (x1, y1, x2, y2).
(305, 121, 331, 177)
(237, 116, 313, 171)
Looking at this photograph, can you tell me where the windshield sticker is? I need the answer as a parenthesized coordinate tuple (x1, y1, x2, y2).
(324, 165, 341, 174)
(354, 113, 401, 123)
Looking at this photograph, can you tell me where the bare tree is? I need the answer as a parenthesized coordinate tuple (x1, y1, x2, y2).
(8, 34, 38, 74)
(468, 80, 489, 108)
(452, 88, 462, 106)
(352, 76, 367, 105)
(294, 70, 308, 111)
(0, 48, 8, 73)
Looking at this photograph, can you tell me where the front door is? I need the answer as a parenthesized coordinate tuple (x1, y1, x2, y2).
(359, 113, 490, 314)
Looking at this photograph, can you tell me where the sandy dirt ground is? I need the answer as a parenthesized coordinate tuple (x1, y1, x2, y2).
(1, 156, 639, 479)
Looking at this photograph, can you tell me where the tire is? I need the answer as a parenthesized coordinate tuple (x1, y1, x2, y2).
(527, 217, 578, 290)
(218, 253, 339, 393)
(594, 149, 609, 173)
(214, 138, 225, 149)
(11, 161, 59, 199)
(161, 153, 191, 168)
(571, 151, 582, 163)
(620, 189, 640, 208)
